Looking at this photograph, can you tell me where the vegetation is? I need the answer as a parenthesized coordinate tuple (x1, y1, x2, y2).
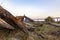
(0, 17, 60, 40)
(0, 23, 60, 40)
(34, 24, 60, 40)
(45, 16, 55, 23)
(0, 29, 28, 40)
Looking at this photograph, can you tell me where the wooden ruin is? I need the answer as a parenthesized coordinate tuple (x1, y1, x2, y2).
(0, 18, 14, 29)
(0, 6, 28, 34)
(16, 15, 34, 23)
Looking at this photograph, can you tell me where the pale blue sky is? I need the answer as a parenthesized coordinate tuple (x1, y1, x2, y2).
(0, 0, 60, 19)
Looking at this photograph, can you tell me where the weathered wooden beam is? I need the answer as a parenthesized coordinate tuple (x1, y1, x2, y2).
(0, 18, 14, 29)
(0, 6, 28, 34)
(46, 22, 60, 27)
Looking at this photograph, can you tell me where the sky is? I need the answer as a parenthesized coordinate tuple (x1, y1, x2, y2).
(0, 0, 60, 19)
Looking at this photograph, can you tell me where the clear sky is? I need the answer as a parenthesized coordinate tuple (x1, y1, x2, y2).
(0, 0, 60, 19)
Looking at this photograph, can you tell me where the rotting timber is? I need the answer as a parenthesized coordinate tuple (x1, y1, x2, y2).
(0, 6, 28, 34)
(0, 18, 14, 30)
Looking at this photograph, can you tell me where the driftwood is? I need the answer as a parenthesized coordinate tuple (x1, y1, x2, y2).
(0, 6, 28, 34)
(46, 22, 60, 27)
(0, 18, 14, 29)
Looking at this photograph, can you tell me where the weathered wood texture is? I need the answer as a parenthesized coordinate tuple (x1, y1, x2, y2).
(0, 18, 14, 29)
(0, 6, 28, 34)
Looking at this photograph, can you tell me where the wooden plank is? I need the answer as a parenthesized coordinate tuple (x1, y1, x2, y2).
(46, 22, 60, 27)
(0, 6, 28, 34)
(0, 18, 15, 29)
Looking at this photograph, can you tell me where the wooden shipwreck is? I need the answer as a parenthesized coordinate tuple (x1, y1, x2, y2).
(16, 15, 34, 23)
(0, 6, 29, 40)
(17, 15, 35, 31)
(0, 6, 28, 34)
(0, 18, 14, 30)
